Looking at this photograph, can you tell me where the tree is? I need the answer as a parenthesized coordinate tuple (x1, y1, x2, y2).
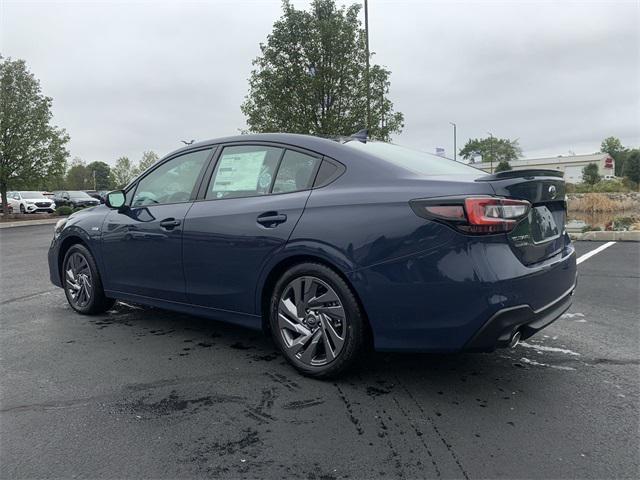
(622, 150, 640, 188)
(112, 156, 135, 188)
(86, 161, 113, 190)
(582, 162, 600, 185)
(65, 157, 91, 190)
(0, 57, 69, 213)
(600, 136, 627, 176)
(241, 0, 403, 141)
(135, 150, 159, 176)
(494, 160, 512, 173)
(459, 136, 522, 169)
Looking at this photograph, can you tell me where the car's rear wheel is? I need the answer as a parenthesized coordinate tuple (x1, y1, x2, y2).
(63, 244, 115, 314)
(270, 263, 365, 378)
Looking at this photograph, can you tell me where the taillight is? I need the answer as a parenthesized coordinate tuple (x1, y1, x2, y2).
(410, 196, 530, 234)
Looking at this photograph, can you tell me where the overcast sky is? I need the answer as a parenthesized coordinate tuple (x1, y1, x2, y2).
(2, 0, 639, 165)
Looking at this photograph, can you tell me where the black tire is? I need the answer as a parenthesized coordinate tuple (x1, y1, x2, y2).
(269, 262, 366, 378)
(19, 204, 25, 213)
(62, 244, 115, 315)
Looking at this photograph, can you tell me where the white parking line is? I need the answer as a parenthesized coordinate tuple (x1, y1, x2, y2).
(576, 241, 616, 265)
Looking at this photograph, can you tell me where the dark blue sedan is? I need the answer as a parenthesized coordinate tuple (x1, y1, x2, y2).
(48, 133, 577, 377)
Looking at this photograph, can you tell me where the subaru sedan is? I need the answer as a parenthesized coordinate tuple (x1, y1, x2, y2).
(48, 133, 577, 377)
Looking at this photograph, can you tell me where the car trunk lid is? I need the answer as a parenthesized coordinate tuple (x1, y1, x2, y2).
(476, 169, 567, 265)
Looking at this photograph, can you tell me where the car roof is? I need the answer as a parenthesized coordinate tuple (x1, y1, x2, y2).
(157, 133, 400, 181)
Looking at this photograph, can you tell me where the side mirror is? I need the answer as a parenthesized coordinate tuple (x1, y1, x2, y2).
(105, 190, 126, 209)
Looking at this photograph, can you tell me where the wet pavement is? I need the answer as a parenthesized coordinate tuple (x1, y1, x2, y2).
(1, 225, 638, 479)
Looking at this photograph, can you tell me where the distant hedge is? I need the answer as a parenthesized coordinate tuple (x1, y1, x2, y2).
(55, 206, 73, 216)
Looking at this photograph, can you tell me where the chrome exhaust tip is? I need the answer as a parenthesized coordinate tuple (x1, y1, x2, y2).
(509, 331, 522, 349)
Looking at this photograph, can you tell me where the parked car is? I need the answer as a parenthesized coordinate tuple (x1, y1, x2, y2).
(52, 191, 100, 209)
(48, 133, 577, 377)
(84, 190, 107, 203)
(8, 191, 56, 213)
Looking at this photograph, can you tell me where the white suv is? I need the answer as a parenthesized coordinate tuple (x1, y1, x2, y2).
(8, 191, 56, 214)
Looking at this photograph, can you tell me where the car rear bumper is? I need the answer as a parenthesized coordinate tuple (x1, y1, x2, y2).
(463, 281, 575, 352)
(348, 233, 577, 353)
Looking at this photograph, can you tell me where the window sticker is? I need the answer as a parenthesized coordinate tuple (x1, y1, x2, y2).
(212, 150, 267, 192)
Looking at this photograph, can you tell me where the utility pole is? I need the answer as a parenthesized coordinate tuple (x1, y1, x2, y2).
(364, 0, 371, 132)
(450, 122, 457, 162)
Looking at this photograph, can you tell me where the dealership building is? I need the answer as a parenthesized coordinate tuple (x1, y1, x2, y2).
(472, 153, 614, 183)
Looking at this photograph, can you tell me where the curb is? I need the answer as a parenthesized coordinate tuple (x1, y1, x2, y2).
(0, 218, 61, 229)
(569, 231, 640, 242)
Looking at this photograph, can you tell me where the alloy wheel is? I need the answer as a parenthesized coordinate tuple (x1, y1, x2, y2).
(277, 276, 347, 367)
(65, 252, 93, 308)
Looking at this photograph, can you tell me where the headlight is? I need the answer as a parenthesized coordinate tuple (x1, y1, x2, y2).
(26, 201, 35, 204)
(54, 218, 67, 237)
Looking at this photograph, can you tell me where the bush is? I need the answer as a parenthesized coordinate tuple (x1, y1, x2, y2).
(55, 206, 73, 216)
(568, 180, 631, 193)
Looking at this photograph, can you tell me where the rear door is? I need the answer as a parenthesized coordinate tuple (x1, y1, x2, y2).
(183, 144, 321, 314)
(480, 170, 568, 265)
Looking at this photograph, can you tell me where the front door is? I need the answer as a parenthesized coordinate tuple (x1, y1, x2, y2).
(183, 145, 321, 314)
(101, 148, 212, 302)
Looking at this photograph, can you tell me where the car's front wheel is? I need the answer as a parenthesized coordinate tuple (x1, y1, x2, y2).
(19, 204, 25, 213)
(270, 263, 366, 378)
(63, 244, 115, 314)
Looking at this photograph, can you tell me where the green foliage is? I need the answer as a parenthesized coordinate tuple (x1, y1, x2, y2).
(459, 137, 522, 165)
(582, 163, 600, 185)
(112, 156, 135, 188)
(600, 137, 626, 176)
(0, 57, 69, 212)
(622, 150, 640, 187)
(86, 161, 113, 190)
(65, 157, 91, 190)
(241, 0, 403, 141)
(135, 150, 159, 176)
(55, 205, 73, 216)
(570, 179, 629, 193)
(494, 160, 512, 172)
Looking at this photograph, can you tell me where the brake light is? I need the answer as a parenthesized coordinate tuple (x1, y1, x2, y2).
(410, 196, 530, 234)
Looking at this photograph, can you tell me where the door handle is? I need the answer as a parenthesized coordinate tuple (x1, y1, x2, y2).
(257, 212, 287, 228)
(159, 218, 181, 230)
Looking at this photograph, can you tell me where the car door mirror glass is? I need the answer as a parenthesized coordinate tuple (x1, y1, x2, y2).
(105, 190, 126, 209)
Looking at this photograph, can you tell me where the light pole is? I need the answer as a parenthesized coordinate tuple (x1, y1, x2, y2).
(449, 122, 457, 162)
(364, 0, 371, 131)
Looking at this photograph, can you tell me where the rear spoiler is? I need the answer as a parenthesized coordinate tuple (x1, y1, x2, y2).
(476, 169, 564, 181)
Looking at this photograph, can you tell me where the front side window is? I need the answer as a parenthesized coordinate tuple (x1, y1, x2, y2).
(272, 150, 320, 193)
(207, 145, 283, 200)
(133, 149, 210, 207)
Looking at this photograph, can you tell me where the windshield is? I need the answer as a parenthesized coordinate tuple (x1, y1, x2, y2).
(69, 191, 93, 199)
(19, 191, 48, 199)
(344, 141, 483, 176)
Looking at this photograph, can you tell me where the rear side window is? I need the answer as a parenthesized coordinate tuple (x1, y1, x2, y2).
(272, 150, 320, 193)
(207, 145, 283, 200)
(344, 140, 482, 176)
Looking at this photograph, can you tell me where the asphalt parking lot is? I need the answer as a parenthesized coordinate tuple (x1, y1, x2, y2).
(1, 224, 638, 479)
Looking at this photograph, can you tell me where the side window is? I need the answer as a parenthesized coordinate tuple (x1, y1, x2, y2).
(207, 145, 283, 200)
(272, 150, 320, 194)
(313, 159, 345, 188)
(132, 149, 210, 207)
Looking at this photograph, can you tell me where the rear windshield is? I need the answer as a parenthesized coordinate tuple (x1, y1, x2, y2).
(69, 191, 93, 199)
(344, 141, 483, 176)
